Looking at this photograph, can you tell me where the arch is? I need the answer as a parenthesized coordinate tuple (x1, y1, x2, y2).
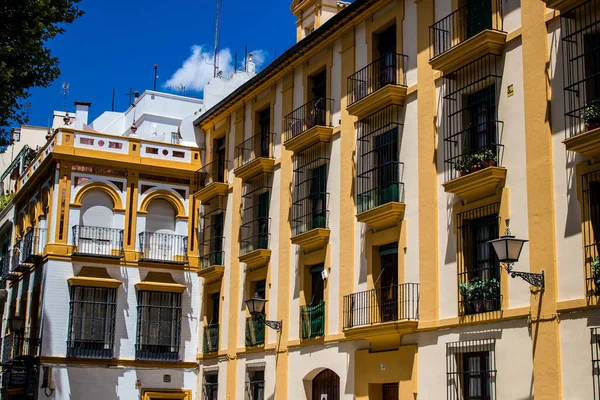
(311, 369, 340, 400)
(79, 190, 115, 228)
(139, 189, 186, 218)
(145, 198, 176, 233)
(73, 181, 123, 211)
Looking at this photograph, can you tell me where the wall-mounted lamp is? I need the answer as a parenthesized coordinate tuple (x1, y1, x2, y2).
(244, 293, 282, 331)
(488, 229, 544, 290)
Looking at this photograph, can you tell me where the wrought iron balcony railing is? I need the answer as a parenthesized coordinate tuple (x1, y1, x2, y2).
(11, 228, 47, 272)
(195, 159, 229, 192)
(343, 283, 419, 329)
(240, 217, 270, 256)
(347, 53, 408, 106)
(72, 225, 124, 258)
(138, 232, 188, 264)
(200, 196, 226, 269)
(67, 339, 114, 359)
(1, 328, 41, 363)
(429, 0, 503, 59)
(245, 316, 265, 347)
(300, 300, 325, 339)
(135, 344, 179, 362)
(235, 132, 275, 170)
(284, 98, 334, 143)
(357, 163, 405, 214)
(0, 252, 17, 281)
(203, 324, 219, 353)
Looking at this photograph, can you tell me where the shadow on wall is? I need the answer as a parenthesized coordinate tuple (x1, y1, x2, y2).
(116, 266, 132, 358)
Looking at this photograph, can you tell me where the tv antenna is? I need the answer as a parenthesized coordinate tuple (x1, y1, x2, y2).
(213, 0, 223, 78)
(24, 102, 32, 120)
(61, 82, 70, 109)
(178, 84, 186, 96)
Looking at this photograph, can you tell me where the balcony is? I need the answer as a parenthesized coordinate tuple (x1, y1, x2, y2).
(343, 283, 419, 342)
(429, 0, 505, 73)
(544, 0, 587, 11)
(199, 196, 226, 281)
(234, 132, 275, 181)
(72, 225, 124, 258)
(347, 53, 408, 119)
(194, 160, 229, 203)
(138, 232, 188, 264)
(67, 339, 114, 359)
(203, 324, 219, 354)
(1, 328, 41, 363)
(300, 301, 325, 340)
(12, 228, 47, 272)
(0, 252, 17, 281)
(283, 98, 334, 153)
(135, 344, 179, 362)
(245, 316, 265, 347)
(239, 217, 271, 269)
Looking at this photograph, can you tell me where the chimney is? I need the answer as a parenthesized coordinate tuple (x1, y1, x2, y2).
(74, 101, 91, 130)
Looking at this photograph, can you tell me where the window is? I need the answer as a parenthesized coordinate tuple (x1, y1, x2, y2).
(171, 132, 180, 144)
(204, 292, 220, 353)
(446, 339, 496, 400)
(203, 372, 218, 400)
(301, 265, 325, 339)
(292, 142, 329, 236)
(215, 137, 226, 183)
(246, 282, 266, 347)
(582, 170, 600, 297)
(136, 291, 182, 361)
(241, 174, 271, 255)
(561, 0, 600, 137)
(465, 0, 493, 39)
(246, 367, 265, 400)
(67, 286, 117, 359)
(378, 244, 399, 322)
(592, 328, 600, 399)
(258, 108, 271, 158)
(356, 105, 404, 213)
(200, 196, 226, 268)
(457, 204, 500, 315)
(443, 55, 503, 182)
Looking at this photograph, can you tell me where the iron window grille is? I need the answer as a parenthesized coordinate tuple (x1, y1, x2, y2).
(343, 283, 419, 329)
(582, 169, 600, 297)
(241, 173, 271, 256)
(195, 159, 229, 192)
(429, 0, 504, 60)
(442, 54, 504, 182)
(561, 0, 600, 138)
(382, 383, 399, 400)
(12, 228, 47, 272)
(72, 225, 124, 258)
(135, 291, 182, 362)
(356, 105, 405, 213)
(292, 141, 330, 236)
(1, 326, 41, 362)
(446, 339, 497, 400)
(0, 252, 17, 281)
(67, 286, 116, 359)
(300, 300, 325, 339)
(200, 195, 227, 268)
(592, 327, 600, 399)
(203, 324, 219, 353)
(203, 372, 218, 400)
(347, 53, 408, 106)
(235, 132, 275, 170)
(1, 333, 19, 363)
(284, 98, 334, 142)
(138, 231, 188, 264)
(245, 368, 265, 400)
(457, 203, 501, 316)
(245, 315, 265, 347)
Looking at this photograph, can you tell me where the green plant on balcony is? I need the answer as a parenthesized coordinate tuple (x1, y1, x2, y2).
(583, 99, 600, 132)
(455, 149, 498, 177)
(0, 192, 14, 213)
(591, 257, 600, 295)
(460, 277, 500, 314)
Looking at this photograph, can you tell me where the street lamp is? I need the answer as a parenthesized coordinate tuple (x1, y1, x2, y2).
(244, 293, 282, 331)
(488, 229, 544, 290)
(8, 315, 24, 333)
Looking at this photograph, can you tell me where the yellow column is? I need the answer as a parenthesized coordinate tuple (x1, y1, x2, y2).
(275, 73, 294, 400)
(520, 2, 562, 398)
(339, 29, 356, 332)
(416, 0, 439, 322)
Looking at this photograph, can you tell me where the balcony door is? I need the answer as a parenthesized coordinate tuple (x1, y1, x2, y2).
(375, 128, 399, 206)
(312, 369, 339, 400)
(464, 85, 496, 155)
(211, 212, 224, 265)
(257, 192, 269, 250)
(215, 137, 226, 183)
(378, 244, 398, 323)
(376, 24, 397, 87)
(310, 71, 327, 127)
(466, 0, 493, 39)
(258, 108, 271, 158)
(310, 165, 327, 230)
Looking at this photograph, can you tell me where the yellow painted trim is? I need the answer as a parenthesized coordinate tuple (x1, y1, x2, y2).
(135, 281, 186, 293)
(68, 276, 122, 289)
(142, 389, 192, 400)
(39, 356, 196, 369)
(72, 181, 124, 210)
(139, 189, 186, 218)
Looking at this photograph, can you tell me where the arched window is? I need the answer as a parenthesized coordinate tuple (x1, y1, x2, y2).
(80, 190, 114, 228)
(146, 199, 176, 233)
(312, 369, 339, 400)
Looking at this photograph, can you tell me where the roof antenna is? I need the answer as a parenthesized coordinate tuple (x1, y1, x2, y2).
(213, 0, 223, 78)
(61, 82, 70, 110)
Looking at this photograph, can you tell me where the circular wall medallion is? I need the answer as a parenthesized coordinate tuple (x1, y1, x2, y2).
(163, 149, 169, 156)
(98, 140, 105, 147)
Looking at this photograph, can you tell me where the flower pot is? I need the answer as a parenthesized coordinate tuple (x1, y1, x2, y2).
(460, 169, 470, 177)
(483, 299, 497, 312)
(463, 302, 475, 315)
(586, 122, 600, 132)
(473, 299, 484, 314)
(470, 164, 481, 173)
(482, 160, 497, 168)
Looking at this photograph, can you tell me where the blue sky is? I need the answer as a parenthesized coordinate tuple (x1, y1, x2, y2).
(26, 0, 297, 127)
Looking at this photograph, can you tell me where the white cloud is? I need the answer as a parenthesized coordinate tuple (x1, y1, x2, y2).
(165, 45, 268, 92)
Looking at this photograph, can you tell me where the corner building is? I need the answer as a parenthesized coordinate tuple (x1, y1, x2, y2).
(193, 0, 600, 399)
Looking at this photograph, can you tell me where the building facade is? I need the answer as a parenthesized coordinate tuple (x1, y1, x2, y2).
(192, 0, 600, 399)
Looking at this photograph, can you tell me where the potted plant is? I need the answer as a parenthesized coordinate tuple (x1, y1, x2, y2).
(480, 148, 498, 168)
(591, 257, 600, 295)
(583, 99, 600, 131)
(459, 281, 473, 314)
(470, 278, 485, 313)
(483, 278, 500, 312)
(454, 155, 472, 177)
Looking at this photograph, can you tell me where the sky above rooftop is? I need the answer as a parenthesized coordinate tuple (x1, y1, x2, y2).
(25, 0, 297, 128)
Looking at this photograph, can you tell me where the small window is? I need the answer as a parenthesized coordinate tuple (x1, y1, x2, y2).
(592, 328, 600, 399)
(204, 372, 218, 400)
(136, 291, 182, 361)
(145, 147, 159, 155)
(171, 132, 180, 145)
(67, 286, 117, 359)
(446, 339, 496, 400)
(172, 151, 185, 158)
(246, 368, 265, 400)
